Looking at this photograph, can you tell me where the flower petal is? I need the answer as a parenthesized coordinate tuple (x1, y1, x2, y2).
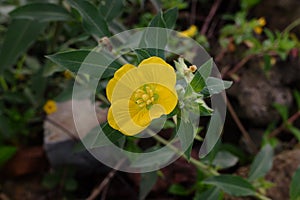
(106, 64, 135, 102)
(155, 84, 178, 114)
(149, 104, 165, 119)
(138, 62, 176, 91)
(138, 56, 173, 70)
(109, 99, 151, 136)
(110, 68, 145, 102)
(107, 107, 120, 130)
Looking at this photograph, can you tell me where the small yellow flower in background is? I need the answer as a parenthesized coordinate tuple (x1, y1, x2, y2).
(43, 100, 57, 115)
(63, 70, 73, 79)
(254, 17, 266, 35)
(254, 26, 263, 35)
(270, 57, 277, 66)
(258, 17, 266, 26)
(106, 56, 178, 136)
(178, 25, 198, 38)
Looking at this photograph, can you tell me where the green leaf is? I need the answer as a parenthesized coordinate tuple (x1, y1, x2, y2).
(46, 50, 120, 78)
(194, 187, 222, 200)
(168, 184, 190, 196)
(204, 175, 256, 197)
(197, 98, 213, 116)
(99, 0, 124, 22)
(287, 124, 300, 142)
(9, 3, 72, 22)
(290, 165, 300, 200)
(263, 54, 272, 72)
(82, 123, 124, 148)
(130, 147, 175, 168)
(199, 111, 223, 158)
(0, 19, 47, 74)
(205, 77, 232, 95)
(64, 178, 78, 191)
(163, 7, 178, 29)
(68, 0, 110, 38)
(240, 0, 261, 10)
(135, 49, 155, 63)
(177, 118, 194, 159)
(220, 143, 247, 164)
(248, 144, 273, 181)
(139, 171, 158, 200)
(137, 9, 176, 58)
(190, 58, 213, 93)
(0, 146, 17, 167)
(212, 151, 239, 169)
(273, 103, 289, 121)
(293, 90, 300, 110)
(149, 10, 166, 28)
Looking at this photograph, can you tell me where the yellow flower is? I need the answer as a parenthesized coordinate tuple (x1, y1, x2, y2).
(178, 25, 198, 38)
(254, 26, 263, 35)
(106, 56, 178, 136)
(253, 17, 266, 35)
(258, 17, 266, 27)
(43, 100, 57, 115)
(63, 70, 73, 79)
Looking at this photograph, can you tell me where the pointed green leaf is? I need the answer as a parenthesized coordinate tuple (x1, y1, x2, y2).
(99, 0, 124, 22)
(273, 103, 289, 121)
(177, 118, 194, 159)
(0, 146, 17, 167)
(204, 175, 256, 197)
(139, 171, 158, 200)
(168, 184, 190, 196)
(163, 7, 178, 29)
(205, 77, 232, 95)
(0, 19, 47, 74)
(287, 124, 300, 142)
(149, 10, 166, 28)
(10, 3, 72, 22)
(190, 58, 213, 92)
(135, 49, 152, 63)
(199, 110, 223, 158)
(68, 0, 110, 38)
(290, 165, 300, 200)
(82, 123, 124, 148)
(293, 90, 300, 110)
(194, 187, 222, 200)
(248, 144, 273, 181)
(212, 151, 239, 169)
(46, 50, 120, 78)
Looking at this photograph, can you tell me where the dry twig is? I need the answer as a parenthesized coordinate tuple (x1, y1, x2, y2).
(226, 97, 258, 153)
(269, 111, 300, 138)
(86, 159, 125, 200)
(200, 0, 222, 35)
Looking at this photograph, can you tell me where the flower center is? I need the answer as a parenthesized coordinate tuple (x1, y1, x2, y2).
(133, 84, 158, 109)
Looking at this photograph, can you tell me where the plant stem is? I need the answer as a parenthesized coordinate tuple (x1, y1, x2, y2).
(148, 130, 219, 176)
(0, 76, 8, 91)
(255, 192, 272, 200)
(268, 110, 300, 138)
(283, 18, 300, 34)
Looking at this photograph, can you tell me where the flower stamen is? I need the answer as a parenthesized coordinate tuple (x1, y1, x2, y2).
(134, 84, 157, 109)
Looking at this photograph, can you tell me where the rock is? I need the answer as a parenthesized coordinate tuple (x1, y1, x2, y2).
(266, 149, 300, 199)
(44, 100, 107, 144)
(43, 99, 108, 174)
(228, 65, 293, 126)
(269, 59, 300, 89)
